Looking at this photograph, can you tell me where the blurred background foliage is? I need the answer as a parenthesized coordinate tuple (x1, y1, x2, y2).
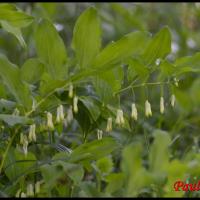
(0, 3, 200, 197)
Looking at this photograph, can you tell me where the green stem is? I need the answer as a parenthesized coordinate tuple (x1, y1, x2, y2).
(0, 128, 19, 174)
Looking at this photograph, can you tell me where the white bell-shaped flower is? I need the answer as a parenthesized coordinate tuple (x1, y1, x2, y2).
(73, 96, 78, 113)
(47, 112, 54, 130)
(68, 83, 73, 98)
(160, 97, 165, 114)
(131, 103, 138, 120)
(145, 100, 152, 117)
(97, 129, 103, 140)
(28, 124, 36, 142)
(27, 184, 34, 197)
(115, 109, 125, 125)
(106, 117, 112, 132)
(56, 105, 65, 123)
(171, 94, 176, 107)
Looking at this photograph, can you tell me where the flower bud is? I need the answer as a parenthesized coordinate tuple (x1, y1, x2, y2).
(106, 117, 112, 132)
(68, 83, 73, 98)
(56, 105, 65, 123)
(131, 103, 137, 120)
(160, 97, 165, 114)
(73, 96, 78, 113)
(47, 112, 54, 130)
(27, 184, 34, 197)
(171, 94, 176, 107)
(145, 100, 152, 117)
(97, 129, 103, 140)
(28, 124, 36, 142)
(115, 109, 125, 125)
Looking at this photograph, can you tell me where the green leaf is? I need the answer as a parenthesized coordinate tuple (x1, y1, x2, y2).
(21, 58, 45, 84)
(159, 59, 177, 77)
(0, 54, 32, 109)
(0, 114, 32, 126)
(35, 19, 68, 80)
(142, 26, 171, 66)
(79, 96, 101, 121)
(96, 156, 113, 174)
(0, 21, 26, 48)
(4, 147, 36, 181)
(72, 7, 101, 69)
(0, 5, 34, 28)
(175, 52, 200, 75)
(69, 137, 117, 163)
(149, 130, 171, 173)
(127, 58, 149, 82)
(92, 31, 151, 68)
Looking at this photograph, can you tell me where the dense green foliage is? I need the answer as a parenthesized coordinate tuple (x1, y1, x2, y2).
(0, 3, 200, 197)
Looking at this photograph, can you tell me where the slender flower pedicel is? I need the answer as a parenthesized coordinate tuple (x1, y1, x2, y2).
(145, 100, 152, 117)
(68, 83, 73, 98)
(171, 94, 176, 107)
(160, 97, 165, 114)
(73, 96, 78, 113)
(106, 117, 112, 132)
(47, 112, 54, 130)
(131, 103, 138, 120)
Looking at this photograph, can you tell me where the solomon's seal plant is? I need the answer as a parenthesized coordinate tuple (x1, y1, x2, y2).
(0, 3, 199, 198)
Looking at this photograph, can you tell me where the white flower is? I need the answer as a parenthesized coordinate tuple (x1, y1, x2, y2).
(27, 184, 34, 197)
(15, 189, 21, 197)
(12, 108, 20, 116)
(145, 100, 152, 117)
(73, 96, 78, 113)
(28, 124, 36, 142)
(32, 98, 36, 111)
(21, 192, 27, 198)
(106, 117, 112, 132)
(35, 181, 41, 194)
(171, 94, 176, 107)
(47, 112, 54, 130)
(131, 103, 138, 120)
(22, 135, 29, 156)
(115, 109, 125, 125)
(56, 105, 65, 123)
(160, 97, 165, 114)
(68, 83, 73, 98)
(174, 77, 179, 87)
(66, 106, 73, 123)
(97, 129, 103, 140)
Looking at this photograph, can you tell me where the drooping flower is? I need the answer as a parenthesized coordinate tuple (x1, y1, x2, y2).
(145, 100, 152, 117)
(35, 181, 41, 194)
(22, 135, 29, 156)
(131, 103, 138, 120)
(47, 112, 54, 130)
(115, 109, 125, 125)
(174, 77, 179, 87)
(27, 184, 34, 197)
(15, 189, 21, 198)
(28, 124, 36, 142)
(106, 117, 112, 132)
(73, 96, 78, 113)
(68, 83, 73, 98)
(160, 96, 165, 114)
(66, 106, 73, 123)
(170, 94, 176, 107)
(56, 105, 65, 123)
(97, 129, 103, 140)
(21, 192, 27, 198)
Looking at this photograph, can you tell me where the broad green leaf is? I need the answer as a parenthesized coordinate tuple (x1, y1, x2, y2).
(21, 58, 45, 84)
(0, 21, 26, 48)
(69, 137, 117, 163)
(92, 31, 151, 68)
(175, 52, 200, 75)
(96, 156, 113, 174)
(127, 58, 149, 82)
(79, 96, 101, 121)
(4, 147, 36, 181)
(149, 130, 171, 173)
(0, 99, 16, 111)
(35, 19, 68, 79)
(72, 7, 101, 69)
(121, 143, 152, 197)
(159, 59, 177, 77)
(0, 114, 32, 126)
(142, 26, 171, 66)
(0, 6, 34, 28)
(0, 54, 32, 109)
